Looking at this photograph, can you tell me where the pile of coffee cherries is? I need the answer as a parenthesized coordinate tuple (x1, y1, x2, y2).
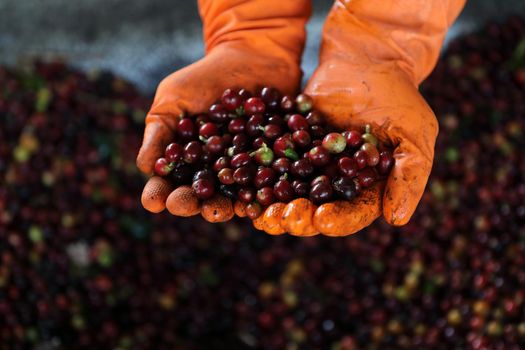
(154, 88, 394, 218)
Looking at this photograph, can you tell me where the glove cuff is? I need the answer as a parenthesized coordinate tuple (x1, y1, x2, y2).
(322, 0, 466, 85)
(198, 0, 311, 67)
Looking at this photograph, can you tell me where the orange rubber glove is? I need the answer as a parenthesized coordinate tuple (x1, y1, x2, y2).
(137, 0, 311, 220)
(252, 0, 466, 236)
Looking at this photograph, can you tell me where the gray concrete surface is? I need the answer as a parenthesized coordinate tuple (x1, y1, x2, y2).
(1, 0, 525, 94)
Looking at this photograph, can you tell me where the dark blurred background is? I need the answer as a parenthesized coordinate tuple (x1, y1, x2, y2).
(1, 0, 525, 92)
(2, 1, 525, 350)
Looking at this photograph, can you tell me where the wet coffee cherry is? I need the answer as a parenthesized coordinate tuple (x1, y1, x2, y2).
(272, 157, 291, 174)
(245, 202, 263, 219)
(192, 179, 215, 199)
(309, 182, 333, 204)
(296, 93, 313, 113)
(244, 97, 266, 115)
(178, 118, 196, 139)
(322, 133, 346, 154)
(357, 168, 377, 188)
(338, 157, 358, 177)
(377, 150, 395, 175)
(183, 141, 203, 164)
(292, 180, 310, 197)
(209, 103, 229, 123)
(332, 177, 358, 200)
(221, 88, 243, 112)
(154, 158, 174, 176)
(308, 146, 331, 167)
(256, 187, 276, 206)
(165, 143, 183, 163)
(254, 168, 276, 189)
(274, 179, 294, 202)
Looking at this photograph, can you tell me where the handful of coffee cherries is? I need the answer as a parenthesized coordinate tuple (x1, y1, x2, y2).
(153, 87, 394, 220)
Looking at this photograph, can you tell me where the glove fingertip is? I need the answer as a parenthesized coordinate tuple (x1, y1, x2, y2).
(201, 195, 234, 223)
(261, 203, 286, 235)
(141, 176, 174, 213)
(137, 116, 174, 174)
(383, 153, 432, 226)
(166, 185, 201, 217)
(281, 198, 318, 237)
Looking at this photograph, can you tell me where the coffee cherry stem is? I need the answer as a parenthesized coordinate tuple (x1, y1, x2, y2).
(362, 124, 379, 146)
(284, 148, 299, 161)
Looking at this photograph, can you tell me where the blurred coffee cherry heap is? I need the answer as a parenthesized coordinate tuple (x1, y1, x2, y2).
(2, 16, 525, 350)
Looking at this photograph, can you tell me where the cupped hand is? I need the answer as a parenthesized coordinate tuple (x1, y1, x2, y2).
(137, 43, 303, 221)
(250, 0, 467, 236)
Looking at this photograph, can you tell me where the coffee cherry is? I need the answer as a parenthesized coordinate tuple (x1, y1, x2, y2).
(260, 87, 281, 111)
(178, 118, 196, 139)
(264, 124, 282, 139)
(309, 182, 333, 204)
(213, 156, 231, 172)
(165, 143, 183, 163)
(218, 168, 235, 185)
(244, 97, 265, 115)
(233, 166, 253, 185)
(343, 130, 363, 147)
(246, 114, 264, 137)
(252, 137, 268, 149)
(193, 169, 214, 182)
(311, 175, 331, 187)
(205, 135, 224, 154)
(292, 180, 310, 197)
(256, 187, 276, 206)
(183, 141, 202, 163)
(287, 114, 309, 131)
(252, 145, 274, 166)
(274, 134, 298, 160)
(274, 179, 294, 202)
(238, 187, 255, 203)
(192, 179, 215, 199)
(332, 177, 358, 200)
(353, 150, 368, 169)
(308, 146, 331, 167)
(361, 143, 380, 166)
(338, 157, 358, 177)
(292, 130, 311, 148)
(291, 159, 314, 178)
(228, 118, 245, 134)
(254, 168, 276, 189)
(322, 133, 346, 154)
(221, 88, 242, 112)
(232, 133, 249, 150)
(377, 150, 395, 175)
(357, 168, 377, 188)
(305, 111, 324, 126)
(219, 184, 238, 199)
(272, 157, 291, 174)
(280, 95, 296, 112)
(199, 122, 219, 138)
(296, 93, 313, 113)
(154, 158, 174, 176)
(231, 152, 252, 168)
(209, 103, 229, 123)
(245, 202, 263, 219)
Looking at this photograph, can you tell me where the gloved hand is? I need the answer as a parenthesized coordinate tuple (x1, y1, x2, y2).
(137, 0, 311, 221)
(252, 0, 466, 236)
